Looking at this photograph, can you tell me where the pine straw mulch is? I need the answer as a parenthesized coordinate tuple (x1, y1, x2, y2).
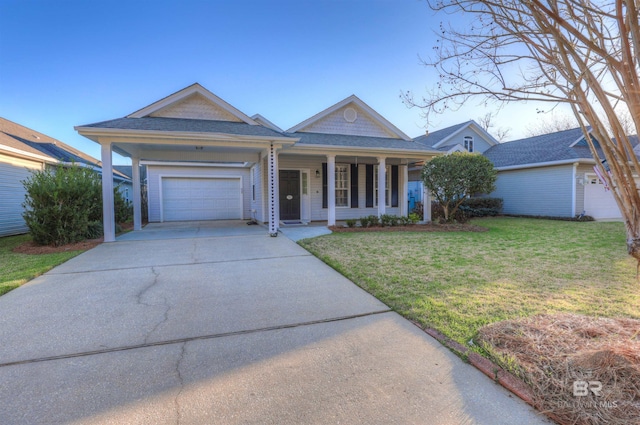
(328, 223, 488, 233)
(477, 314, 640, 425)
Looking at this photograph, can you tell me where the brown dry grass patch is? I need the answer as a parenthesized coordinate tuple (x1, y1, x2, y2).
(329, 223, 488, 233)
(477, 313, 640, 425)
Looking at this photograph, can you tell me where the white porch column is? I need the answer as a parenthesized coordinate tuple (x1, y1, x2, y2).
(400, 164, 409, 217)
(101, 142, 116, 242)
(267, 143, 279, 236)
(327, 154, 336, 226)
(423, 183, 432, 223)
(377, 156, 386, 217)
(131, 156, 142, 231)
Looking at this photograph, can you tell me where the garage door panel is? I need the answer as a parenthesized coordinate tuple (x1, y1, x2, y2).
(162, 177, 241, 221)
(584, 178, 621, 219)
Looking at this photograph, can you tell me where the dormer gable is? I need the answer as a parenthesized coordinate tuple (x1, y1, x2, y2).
(287, 95, 411, 140)
(127, 83, 258, 125)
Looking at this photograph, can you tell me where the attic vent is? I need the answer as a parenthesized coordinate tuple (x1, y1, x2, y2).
(344, 107, 357, 123)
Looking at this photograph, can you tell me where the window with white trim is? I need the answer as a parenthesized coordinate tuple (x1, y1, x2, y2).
(335, 164, 349, 207)
(374, 165, 391, 207)
(464, 136, 474, 152)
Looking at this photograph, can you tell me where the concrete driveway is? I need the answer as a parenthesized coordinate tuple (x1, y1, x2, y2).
(0, 222, 549, 424)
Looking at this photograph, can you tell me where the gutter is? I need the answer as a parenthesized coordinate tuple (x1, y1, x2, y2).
(495, 158, 595, 171)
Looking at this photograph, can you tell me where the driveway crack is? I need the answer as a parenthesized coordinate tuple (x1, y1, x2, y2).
(137, 267, 172, 344)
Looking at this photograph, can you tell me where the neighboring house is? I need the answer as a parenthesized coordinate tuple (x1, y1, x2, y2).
(407, 120, 501, 206)
(75, 83, 443, 241)
(0, 117, 132, 237)
(483, 127, 639, 220)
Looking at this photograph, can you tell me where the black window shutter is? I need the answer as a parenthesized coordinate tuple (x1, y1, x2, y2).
(322, 163, 327, 209)
(391, 165, 399, 207)
(365, 164, 374, 208)
(350, 164, 359, 208)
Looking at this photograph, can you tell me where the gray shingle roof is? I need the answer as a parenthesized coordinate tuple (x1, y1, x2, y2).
(80, 117, 291, 139)
(290, 132, 439, 152)
(0, 117, 130, 180)
(483, 127, 640, 167)
(413, 121, 471, 148)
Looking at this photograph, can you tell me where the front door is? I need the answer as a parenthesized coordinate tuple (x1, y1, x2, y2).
(279, 170, 301, 221)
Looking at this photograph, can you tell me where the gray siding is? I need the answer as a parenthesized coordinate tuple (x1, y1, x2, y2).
(0, 155, 43, 237)
(448, 128, 493, 154)
(147, 165, 251, 222)
(492, 165, 575, 217)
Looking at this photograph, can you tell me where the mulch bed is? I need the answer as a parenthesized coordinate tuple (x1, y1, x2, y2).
(476, 314, 640, 425)
(329, 223, 488, 233)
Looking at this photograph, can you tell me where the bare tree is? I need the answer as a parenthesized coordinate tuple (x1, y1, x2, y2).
(525, 112, 578, 136)
(404, 0, 640, 265)
(477, 112, 511, 141)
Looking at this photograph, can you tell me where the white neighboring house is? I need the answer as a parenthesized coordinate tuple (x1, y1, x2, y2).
(482, 128, 638, 220)
(0, 117, 132, 237)
(76, 83, 444, 241)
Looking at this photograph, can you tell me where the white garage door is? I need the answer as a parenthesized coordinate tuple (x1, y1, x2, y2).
(584, 176, 621, 219)
(162, 177, 241, 221)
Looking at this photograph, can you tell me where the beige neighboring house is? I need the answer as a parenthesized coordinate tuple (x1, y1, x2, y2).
(76, 83, 443, 241)
(0, 117, 132, 237)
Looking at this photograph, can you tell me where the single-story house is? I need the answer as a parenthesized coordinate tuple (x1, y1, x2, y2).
(0, 117, 132, 237)
(482, 127, 639, 219)
(76, 83, 443, 241)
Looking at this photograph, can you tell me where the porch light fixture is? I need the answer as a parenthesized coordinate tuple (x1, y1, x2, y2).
(315, 169, 320, 178)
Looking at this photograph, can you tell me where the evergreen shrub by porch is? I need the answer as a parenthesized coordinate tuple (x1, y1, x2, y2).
(22, 164, 132, 246)
(459, 197, 503, 217)
(22, 165, 102, 246)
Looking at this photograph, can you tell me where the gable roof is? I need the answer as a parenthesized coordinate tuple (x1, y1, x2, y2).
(127, 83, 259, 125)
(413, 120, 500, 149)
(287, 95, 411, 141)
(0, 117, 130, 180)
(482, 127, 640, 168)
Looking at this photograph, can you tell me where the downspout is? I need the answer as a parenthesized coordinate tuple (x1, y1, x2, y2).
(571, 162, 578, 217)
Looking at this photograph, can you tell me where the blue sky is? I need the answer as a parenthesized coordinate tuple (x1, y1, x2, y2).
(1, 0, 541, 164)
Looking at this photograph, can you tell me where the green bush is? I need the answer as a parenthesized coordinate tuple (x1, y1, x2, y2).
(365, 214, 380, 227)
(459, 197, 503, 217)
(22, 165, 102, 246)
(380, 214, 399, 227)
(432, 202, 470, 223)
(345, 218, 357, 228)
(408, 212, 421, 224)
(114, 185, 133, 223)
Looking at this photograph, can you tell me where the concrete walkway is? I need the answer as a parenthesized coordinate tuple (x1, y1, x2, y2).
(0, 223, 549, 424)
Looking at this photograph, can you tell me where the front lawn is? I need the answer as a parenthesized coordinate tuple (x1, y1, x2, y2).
(300, 217, 640, 346)
(0, 234, 88, 296)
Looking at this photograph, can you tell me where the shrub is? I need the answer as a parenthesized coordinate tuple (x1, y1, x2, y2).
(408, 212, 421, 224)
(397, 215, 411, 226)
(365, 214, 380, 227)
(85, 221, 104, 239)
(459, 197, 503, 217)
(114, 185, 133, 223)
(359, 216, 370, 228)
(432, 202, 470, 224)
(22, 165, 102, 246)
(345, 218, 357, 228)
(381, 214, 399, 227)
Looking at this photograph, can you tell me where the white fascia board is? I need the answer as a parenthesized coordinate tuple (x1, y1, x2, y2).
(285, 143, 441, 159)
(286, 95, 411, 141)
(0, 145, 56, 164)
(126, 83, 259, 125)
(495, 158, 595, 171)
(251, 114, 284, 132)
(568, 128, 594, 147)
(446, 144, 466, 154)
(141, 160, 253, 168)
(75, 126, 299, 145)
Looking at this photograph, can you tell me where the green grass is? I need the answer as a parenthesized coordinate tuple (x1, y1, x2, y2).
(0, 234, 87, 296)
(300, 217, 640, 347)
